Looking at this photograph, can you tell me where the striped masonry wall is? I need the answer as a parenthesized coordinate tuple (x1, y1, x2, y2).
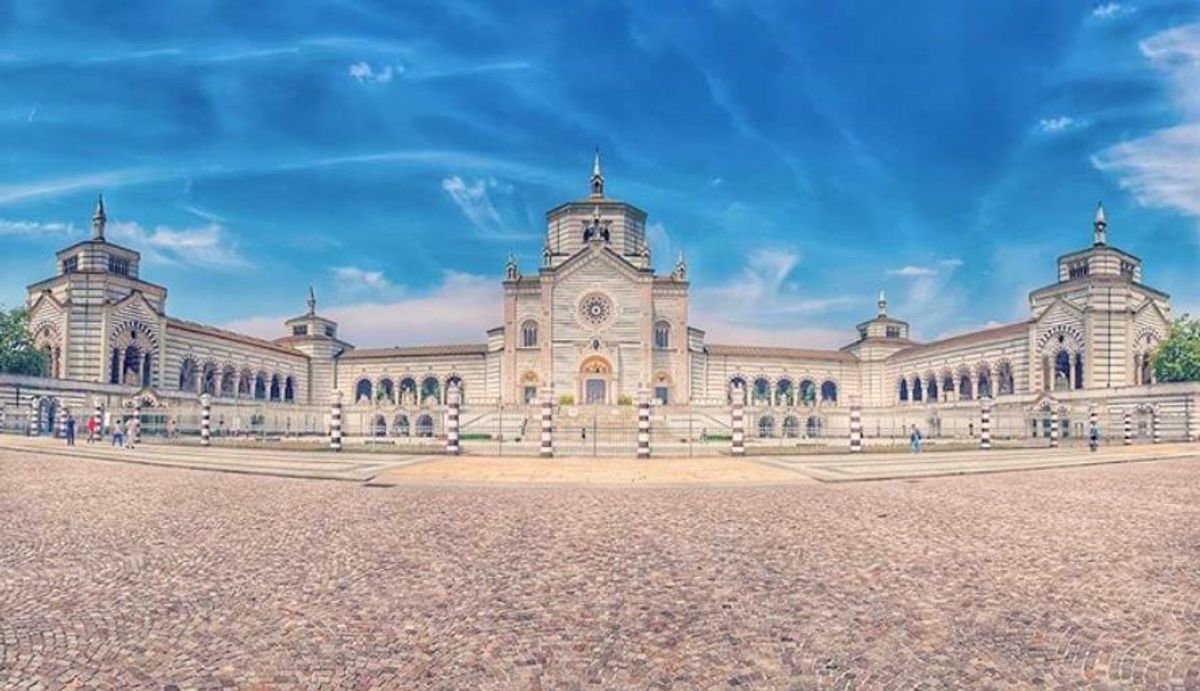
(330, 390, 343, 452)
(200, 394, 211, 447)
(1123, 409, 1132, 445)
(980, 398, 992, 450)
(731, 385, 745, 457)
(1049, 407, 1059, 448)
(446, 384, 461, 455)
(637, 389, 650, 459)
(849, 403, 863, 453)
(540, 390, 553, 458)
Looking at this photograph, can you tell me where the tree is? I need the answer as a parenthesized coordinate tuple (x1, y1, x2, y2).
(1152, 315, 1200, 383)
(0, 306, 45, 376)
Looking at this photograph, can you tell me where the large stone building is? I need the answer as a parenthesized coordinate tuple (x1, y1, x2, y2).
(10, 153, 1193, 447)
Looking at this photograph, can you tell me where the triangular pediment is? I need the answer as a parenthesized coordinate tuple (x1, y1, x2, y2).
(1032, 296, 1085, 324)
(1132, 296, 1169, 323)
(551, 242, 649, 283)
(27, 290, 66, 314)
(111, 290, 162, 320)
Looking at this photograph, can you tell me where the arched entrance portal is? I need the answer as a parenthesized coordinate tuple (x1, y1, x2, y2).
(579, 356, 612, 405)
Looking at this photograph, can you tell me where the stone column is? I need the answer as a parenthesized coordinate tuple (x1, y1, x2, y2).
(1152, 407, 1161, 444)
(446, 384, 461, 456)
(731, 383, 745, 457)
(1049, 407, 1059, 448)
(1123, 409, 1132, 446)
(539, 388, 553, 458)
(637, 387, 650, 459)
(330, 390, 343, 452)
(28, 398, 39, 438)
(849, 402, 863, 453)
(980, 397, 992, 450)
(200, 393, 211, 447)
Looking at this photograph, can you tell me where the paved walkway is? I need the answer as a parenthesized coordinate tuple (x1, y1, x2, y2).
(756, 443, 1200, 482)
(1, 449, 1197, 688)
(0, 436, 434, 482)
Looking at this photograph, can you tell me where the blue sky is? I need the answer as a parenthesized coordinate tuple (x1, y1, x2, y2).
(1, 0, 1198, 347)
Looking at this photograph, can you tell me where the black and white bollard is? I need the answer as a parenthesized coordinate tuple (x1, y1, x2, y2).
(133, 399, 142, 444)
(1089, 406, 1097, 443)
(980, 397, 992, 450)
(637, 388, 650, 459)
(28, 398, 40, 437)
(849, 403, 863, 453)
(1123, 409, 1132, 446)
(446, 384, 461, 455)
(731, 383, 745, 457)
(1152, 407, 1161, 444)
(57, 405, 68, 439)
(540, 389, 553, 458)
(200, 393, 211, 447)
(93, 399, 103, 442)
(330, 390, 343, 452)
(1049, 407, 1059, 448)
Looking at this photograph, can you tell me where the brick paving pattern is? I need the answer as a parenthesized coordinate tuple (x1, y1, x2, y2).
(2, 449, 1198, 689)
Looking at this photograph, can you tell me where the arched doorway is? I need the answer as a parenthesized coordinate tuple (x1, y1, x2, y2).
(579, 356, 612, 405)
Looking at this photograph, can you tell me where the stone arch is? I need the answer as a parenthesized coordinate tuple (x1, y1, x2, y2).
(31, 321, 64, 379)
(976, 362, 993, 398)
(371, 413, 387, 437)
(653, 319, 671, 350)
(415, 413, 434, 437)
(911, 374, 924, 402)
(806, 415, 822, 438)
(269, 374, 282, 401)
(1133, 327, 1164, 385)
(898, 377, 909, 402)
(775, 377, 795, 406)
(940, 369, 955, 398)
(108, 320, 158, 387)
(254, 371, 267, 400)
(579, 356, 612, 405)
(652, 371, 672, 405)
(392, 413, 410, 437)
(922, 373, 937, 402)
(820, 379, 838, 405)
(520, 319, 539, 348)
(398, 376, 417, 405)
(219, 365, 237, 397)
(238, 368, 254, 398)
(378, 377, 395, 405)
(995, 360, 1014, 395)
(957, 366, 974, 400)
(1036, 324, 1085, 354)
(201, 361, 219, 396)
(782, 415, 800, 438)
(757, 415, 774, 438)
(284, 375, 296, 403)
(354, 378, 373, 404)
(420, 376, 441, 405)
(178, 357, 199, 392)
(727, 375, 748, 404)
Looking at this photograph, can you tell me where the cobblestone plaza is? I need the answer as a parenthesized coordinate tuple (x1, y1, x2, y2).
(2, 449, 1198, 688)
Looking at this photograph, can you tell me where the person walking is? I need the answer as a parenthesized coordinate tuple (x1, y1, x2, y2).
(1089, 420, 1101, 452)
(65, 414, 76, 446)
(124, 416, 137, 449)
(112, 417, 124, 448)
(85, 415, 97, 443)
(910, 424, 922, 454)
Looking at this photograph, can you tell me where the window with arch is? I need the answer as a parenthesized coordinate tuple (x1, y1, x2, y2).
(372, 414, 387, 437)
(284, 376, 295, 403)
(782, 416, 799, 438)
(201, 363, 218, 396)
(178, 358, 198, 392)
(806, 416, 822, 438)
(958, 371, 973, 400)
(355, 379, 373, 403)
(653, 321, 671, 350)
(752, 377, 771, 405)
(399, 377, 417, 404)
(220, 367, 237, 397)
(758, 416, 774, 438)
(820, 380, 837, 404)
(728, 376, 747, 404)
(977, 366, 992, 398)
(378, 378, 395, 404)
(996, 362, 1014, 395)
(799, 379, 816, 405)
(912, 376, 924, 402)
(776, 379, 794, 407)
(254, 373, 267, 400)
(238, 369, 253, 397)
(926, 376, 937, 402)
(393, 414, 410, 437)
(421, 376, 440, 404)
(269, 374, 281, 401)
(520, 319, 538, 348)
(898, 378, 909, 402)
(416, 414, 434, 437)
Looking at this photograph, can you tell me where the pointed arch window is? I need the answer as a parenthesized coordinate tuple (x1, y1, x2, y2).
(520, 320, 538, 348)
(653, 321, 671, 350)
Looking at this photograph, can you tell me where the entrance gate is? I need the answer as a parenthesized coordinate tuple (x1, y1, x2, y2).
(555, 407, 638, 457)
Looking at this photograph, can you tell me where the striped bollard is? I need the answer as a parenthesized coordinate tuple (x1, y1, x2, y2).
(446, 384, 461, 455)
(133, 399, 142, 444)
(1152, 407, 1161, 444)
(29, 399, 40, 437)
(57, 405, 68, 439)
(539, 389, 553, 458)
(637, 388, 650, 459)
(1188, 401, 1197, 443)
(1123, 410, 1132, 446)
(731, 384, 745, 457)
(93, 399, 103, 442)
(1049, 407, 1059, 448)
(200, 394, 211, 447)
(849, 403, 863, 453)
(1088, 407, 1097, 443)
(330, 390, 343, 452)
(980, 397, 992, 450)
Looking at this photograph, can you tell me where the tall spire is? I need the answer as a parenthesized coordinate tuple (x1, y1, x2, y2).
(877, 289, 888, 318)
(306, 285, 317, 316)
(1093, 201, 1107, 246)
(91, 194, 106, 241)
(589, 146, 604, 198)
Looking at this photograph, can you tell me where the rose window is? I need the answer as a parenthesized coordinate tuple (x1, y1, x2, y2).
(579, 293, 614, 327)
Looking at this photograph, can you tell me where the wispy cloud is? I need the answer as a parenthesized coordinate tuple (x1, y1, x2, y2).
(1093, 23, 1200, 223)
(0, 219, 76, 237)
(1091, 3, 1129, 19)
(106, 221, 250, 270)
(441, 175, 531, 240)
(0, 169, 169, 206)
(224, 271, 499, 347)
(1037, 116, 1083, 134)
(887, 265, 937, 277)
(348, 61, 400, 84)
(331, 265, 396, 297)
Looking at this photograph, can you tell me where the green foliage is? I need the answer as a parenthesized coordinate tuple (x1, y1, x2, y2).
(0, 306, 45, 376)
(557, 394, 575, 405)
(1153, 315, 1200, 383)
(617, 394, 633, 406)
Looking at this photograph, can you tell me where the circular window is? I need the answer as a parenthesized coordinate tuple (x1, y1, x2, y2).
(579, 292, 614, 328)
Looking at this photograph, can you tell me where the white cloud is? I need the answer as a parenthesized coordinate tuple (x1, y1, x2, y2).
(1093, 23, 1200, 222)
(441, 175, 530, 240)
(1091, 3, 1127, 19)
(0, 219, 75, 237)
(887, 265, 937, 277)
(0, 169, 169, 206)
(1037, 116, 1081, 133)
(106, 221, 250, 270)
(348, 61, 401, 84)
(331, 266, 395, 296)
(224, 271, 500, 347)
